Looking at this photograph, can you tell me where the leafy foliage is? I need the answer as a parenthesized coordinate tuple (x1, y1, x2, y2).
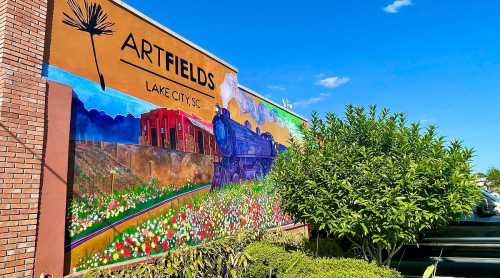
(270, 105, 480, 266)
(486, 167, 500, 191)
(245, 242, 401, 278)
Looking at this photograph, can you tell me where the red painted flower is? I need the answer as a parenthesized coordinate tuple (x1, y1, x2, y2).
(161, 241, 169, 251)
(125, 237, 133, 246)
(240, 217, 247, 226)
(166, 229, 174, 239)
(187, 203, 193, 209)
(170, 215, 177, 224)
(152, 236, 159, 244)
(145, 243, 151, 255)
(123, 248, 131, 258)
(108, 200, 118, 210)
(115, 241, 123, 251)
(181, 212, 187, 221)
(198, 230, 206, 240)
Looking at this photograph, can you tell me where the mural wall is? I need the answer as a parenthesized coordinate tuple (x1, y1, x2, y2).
(44, 0, 305, 273)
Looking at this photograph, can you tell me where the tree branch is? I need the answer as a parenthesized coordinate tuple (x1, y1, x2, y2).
(347, 236, 368, 261)
(382, 244, 403, 266)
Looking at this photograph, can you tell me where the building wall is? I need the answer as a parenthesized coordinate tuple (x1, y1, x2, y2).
(0, 0, 307, 276)
(0, 0, 48, 277)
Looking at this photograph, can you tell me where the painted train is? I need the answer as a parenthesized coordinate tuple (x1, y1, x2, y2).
(139, 107, 284, 188)
(212, 107, 285, 188)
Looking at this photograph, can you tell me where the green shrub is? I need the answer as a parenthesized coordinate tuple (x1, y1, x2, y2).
(245, 242, 401, 278)
(261, 228, 308, 251)
(271, 105, 480, 266)
(245, 242, 307, 277)
(302, 259, 401, 278)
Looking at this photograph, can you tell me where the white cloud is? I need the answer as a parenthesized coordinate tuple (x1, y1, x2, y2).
(293, 93, 330, 108)
(266, 85, 286, 91)
(383, 0, 412, 14)
(317, 76, 350, 89)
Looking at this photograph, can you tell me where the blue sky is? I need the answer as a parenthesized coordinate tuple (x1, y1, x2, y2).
(122, 0, 500, 172)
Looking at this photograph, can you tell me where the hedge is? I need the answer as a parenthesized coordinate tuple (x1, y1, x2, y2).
(82, 230, 401, 278)
(245, 242, 402, 278)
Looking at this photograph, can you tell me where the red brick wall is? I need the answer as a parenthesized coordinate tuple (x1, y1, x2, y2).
(0, 0, 48, 277)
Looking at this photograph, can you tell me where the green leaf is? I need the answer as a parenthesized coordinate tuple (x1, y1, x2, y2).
(422, 264, 435, 278)
(360, 223, 368, 235)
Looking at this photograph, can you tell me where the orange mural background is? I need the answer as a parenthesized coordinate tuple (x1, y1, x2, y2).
(46, 0, 305, 144)
(227, 90, 305, 145)
(47, 0, 236, 122)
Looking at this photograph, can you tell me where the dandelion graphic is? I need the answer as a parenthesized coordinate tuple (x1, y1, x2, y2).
(63, 0, 114, 91)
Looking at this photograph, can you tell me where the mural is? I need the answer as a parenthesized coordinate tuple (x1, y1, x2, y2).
(44, 0, 306, 273)
(221, 74, 303, 141)
(212, 106, 284, 187)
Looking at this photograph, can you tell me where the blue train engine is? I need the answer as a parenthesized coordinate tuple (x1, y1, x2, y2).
(212, 107, 283, 188)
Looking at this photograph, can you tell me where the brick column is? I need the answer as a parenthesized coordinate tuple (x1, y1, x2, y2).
(0, 0, 48, 277)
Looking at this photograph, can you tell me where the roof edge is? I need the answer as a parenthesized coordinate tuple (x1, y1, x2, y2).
(238, 84, 308, 122)
(111, 0, 238, 73)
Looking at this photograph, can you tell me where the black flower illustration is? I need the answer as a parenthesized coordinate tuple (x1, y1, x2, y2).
(63, 0, 114, 91)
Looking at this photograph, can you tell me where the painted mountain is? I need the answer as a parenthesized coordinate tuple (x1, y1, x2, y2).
(70, 95, 140, 144)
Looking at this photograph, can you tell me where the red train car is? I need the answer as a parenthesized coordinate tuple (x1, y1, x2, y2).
(139, 108, 217, 158)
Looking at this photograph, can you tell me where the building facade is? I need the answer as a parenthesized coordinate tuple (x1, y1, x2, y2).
(0, 0, 307, 277)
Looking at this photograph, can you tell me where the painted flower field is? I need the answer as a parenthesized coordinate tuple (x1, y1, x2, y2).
(76, 181, 292, 271)
(68, 180, 208, 240)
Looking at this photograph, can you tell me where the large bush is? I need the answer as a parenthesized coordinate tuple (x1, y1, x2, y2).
(245, 242, 401, 278)
(270, 105, 481, 266)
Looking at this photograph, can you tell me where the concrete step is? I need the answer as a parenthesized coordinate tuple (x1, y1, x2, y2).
(410, 237, 500, 259)
(395, 236, 500, 277)
(421, 237, 500, 245)
(399, 244, 500, 258)
(394, 256, 500, 278)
